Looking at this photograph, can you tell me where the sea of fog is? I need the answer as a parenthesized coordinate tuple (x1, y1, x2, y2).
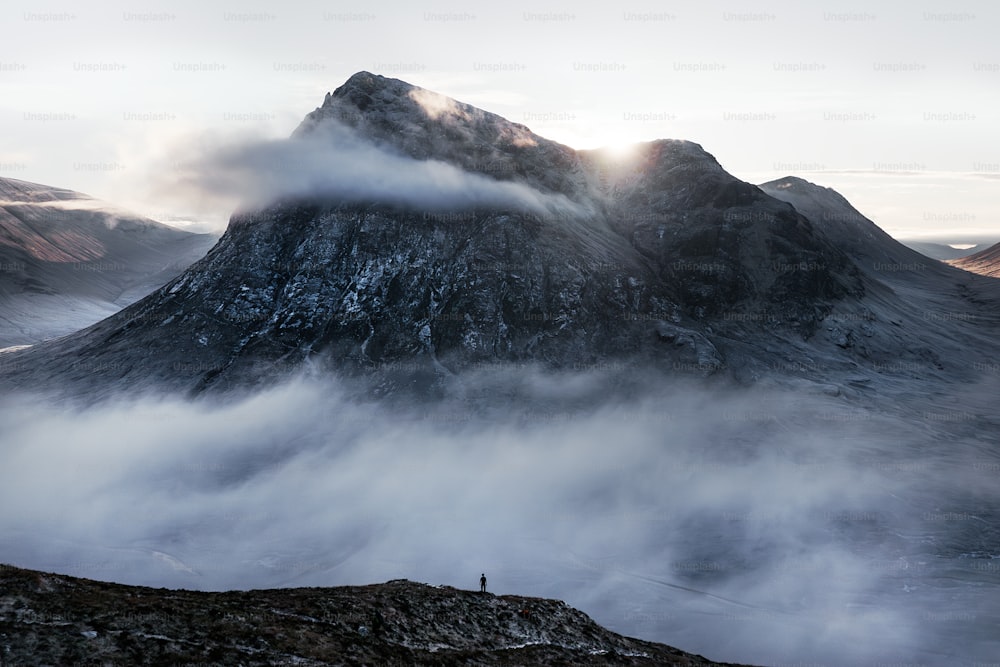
(2, 369, 998, 666)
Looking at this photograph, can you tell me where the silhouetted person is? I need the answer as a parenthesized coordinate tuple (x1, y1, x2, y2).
(480, 573, 487, 593)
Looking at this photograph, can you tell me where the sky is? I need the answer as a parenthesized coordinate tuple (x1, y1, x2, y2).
(0, 0, 997, 241)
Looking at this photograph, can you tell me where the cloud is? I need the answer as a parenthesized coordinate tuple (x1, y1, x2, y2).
(0, 198, 156, 226)
(408, 88, 470, 121)
(1, 371, 997, 665)
(152, 121, 591, 227)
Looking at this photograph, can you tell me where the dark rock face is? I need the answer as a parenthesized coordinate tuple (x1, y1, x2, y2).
(0, 564, 756, 666)
(0, 73, 923, 397)
(597, 145, 861, 325)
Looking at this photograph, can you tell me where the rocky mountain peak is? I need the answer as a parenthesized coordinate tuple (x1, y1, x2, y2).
(0, 74, 925, 397)
(296, 72, 588, 198)
(761, 176, 858, 214)
(326, 70, 429, 115)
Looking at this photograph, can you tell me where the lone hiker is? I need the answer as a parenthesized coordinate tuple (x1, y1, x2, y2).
(480, 573, 487, 593)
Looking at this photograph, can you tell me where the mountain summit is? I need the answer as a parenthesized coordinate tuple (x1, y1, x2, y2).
(3, 73, 996, 397)
(296, 71, 589, 198)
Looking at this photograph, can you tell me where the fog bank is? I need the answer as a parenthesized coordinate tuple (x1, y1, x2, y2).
(1, 372, 998, 665)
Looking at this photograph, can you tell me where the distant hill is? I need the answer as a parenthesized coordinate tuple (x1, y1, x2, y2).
(0, 176, 217, 347)
(759, 176, 953, 272)
(898, 241, 990, 261)
(949, 241, 1000, 278)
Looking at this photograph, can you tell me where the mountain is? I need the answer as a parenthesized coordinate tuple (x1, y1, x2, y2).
(948, 241, 1000, 278)
(2, 73, 999, 398)
(758, 176, 948, 273)
(0, 564, 753, 666)
(3, 75, 1000, 667)
(0, 177, 217, 347)
(759, 174, 1000, 356)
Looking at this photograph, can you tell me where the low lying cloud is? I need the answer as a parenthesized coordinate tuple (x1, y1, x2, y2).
(0, 197, 157, 223)
(2, 371, 998, 665)
(153, 121, 592, 228)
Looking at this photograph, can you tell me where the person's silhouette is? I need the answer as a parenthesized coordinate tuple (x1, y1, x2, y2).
(480, 573, 487, 593)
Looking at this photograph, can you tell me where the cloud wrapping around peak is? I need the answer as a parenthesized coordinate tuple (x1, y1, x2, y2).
(155, 121, 593, 223)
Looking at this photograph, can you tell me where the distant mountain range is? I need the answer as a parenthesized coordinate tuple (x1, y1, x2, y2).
(0, 176, 217, 347)
(900, 240, 991, 261)
(2, 72, 998, 399)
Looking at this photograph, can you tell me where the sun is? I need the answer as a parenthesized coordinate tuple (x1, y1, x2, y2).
(585, 126, 643, 160)
(587, 133, 642, 164)
(601, 139, 640, 160)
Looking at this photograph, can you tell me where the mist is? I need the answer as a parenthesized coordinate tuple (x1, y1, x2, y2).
(153, 121, 594, 228)
(2, 369, 997, 665)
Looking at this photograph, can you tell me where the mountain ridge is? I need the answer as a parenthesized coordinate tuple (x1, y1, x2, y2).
(297, 70, 589, 198)
(0, 563, 756, 666)
(1, 73, 998, 398)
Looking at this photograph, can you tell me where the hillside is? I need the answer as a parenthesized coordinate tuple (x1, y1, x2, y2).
(0, 564, 754, 666)
(949, 241, 1000, 278)
(0, 176, 216, 346)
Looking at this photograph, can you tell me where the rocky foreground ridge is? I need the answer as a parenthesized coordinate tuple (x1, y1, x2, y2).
(0, 564, 756, 666)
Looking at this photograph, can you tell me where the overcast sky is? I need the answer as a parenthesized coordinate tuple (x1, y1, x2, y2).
(1, 0, 997, 241)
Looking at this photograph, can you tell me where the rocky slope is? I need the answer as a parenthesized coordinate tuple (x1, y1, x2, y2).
(0, 564, 754, 666)
(0, 177, 217, 347)
(759, 176, 941, 273)
(949, 240, 1000, 277)
(1, 73, 998, 399)
(756, 175, 1000, 382)
(0, 74, 857, 397)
